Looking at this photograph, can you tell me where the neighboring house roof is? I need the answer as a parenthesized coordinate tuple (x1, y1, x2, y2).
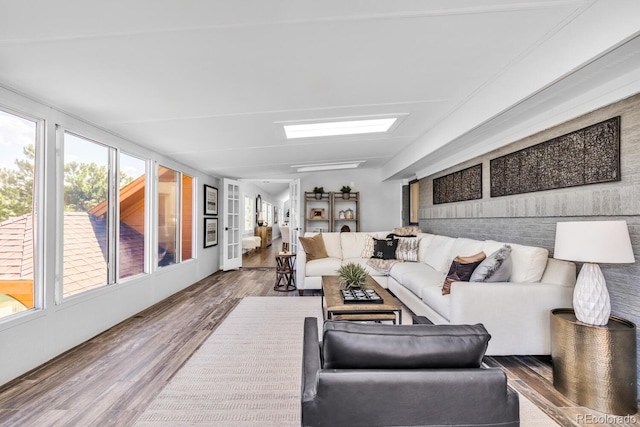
(0, 214, 33, 279)
(1, 178, 147, 298)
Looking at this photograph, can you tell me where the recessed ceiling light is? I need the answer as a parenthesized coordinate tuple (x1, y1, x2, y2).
(283, 118, 397, 139)
(291, 161, 366, 172)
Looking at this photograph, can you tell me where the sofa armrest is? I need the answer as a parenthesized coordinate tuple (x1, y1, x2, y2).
(302, 317, 321, 402)
(302, 368, 519, 427)
(449, 281, 574, 355)
(296, 245, 307, 289)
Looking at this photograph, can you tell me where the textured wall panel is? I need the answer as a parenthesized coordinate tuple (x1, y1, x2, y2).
(490, 117, 620, 197)
(433, 164, 482, 204)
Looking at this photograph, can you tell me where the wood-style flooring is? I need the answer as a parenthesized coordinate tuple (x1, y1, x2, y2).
(0, 251, 637, 426)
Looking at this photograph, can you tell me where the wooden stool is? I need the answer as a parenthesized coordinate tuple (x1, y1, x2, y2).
(274, 253, 296, 292)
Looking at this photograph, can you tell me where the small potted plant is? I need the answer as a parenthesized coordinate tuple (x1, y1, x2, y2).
(313, 186, 324, 200)
(340, 185, 351, 199)
(337, 262, 368, 289)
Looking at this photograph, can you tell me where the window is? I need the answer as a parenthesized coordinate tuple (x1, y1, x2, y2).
(0, 109, 38, 319)
(409, 179, 420, 225)
(157, 166, 194, 267)
(244, 195, 253, 233)
(181, 174, 193, 261)
(118, 153, 146, 280)
(63, 133, 110, 297)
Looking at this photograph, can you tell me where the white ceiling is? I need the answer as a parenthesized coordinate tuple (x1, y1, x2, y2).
(1, 0, 640, 185)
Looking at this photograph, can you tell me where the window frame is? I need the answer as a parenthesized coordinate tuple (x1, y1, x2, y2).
(0, 106, 45, 321)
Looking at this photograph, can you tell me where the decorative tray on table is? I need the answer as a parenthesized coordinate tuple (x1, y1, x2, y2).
(341, 288, 383, 304)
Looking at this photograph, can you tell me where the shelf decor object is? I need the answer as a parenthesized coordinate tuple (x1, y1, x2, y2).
(554, 220, 635, 325)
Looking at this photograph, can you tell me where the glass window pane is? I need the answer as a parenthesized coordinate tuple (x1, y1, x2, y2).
(158, 166, 178, 267)
(181, 174, 193, 261)
(0, 110, 37, 318)
(119, 153, 146, 279)
(63, 133, 109, 297)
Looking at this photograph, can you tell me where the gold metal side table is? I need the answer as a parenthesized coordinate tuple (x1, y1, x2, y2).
(550, 308, 637, 415)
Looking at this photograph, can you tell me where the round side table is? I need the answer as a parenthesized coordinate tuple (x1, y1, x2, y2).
(550, 308, 637, 415)
(274, 253, 296, 292)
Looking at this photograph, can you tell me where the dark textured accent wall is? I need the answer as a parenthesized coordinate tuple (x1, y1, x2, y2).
(418, 93, 640, 392)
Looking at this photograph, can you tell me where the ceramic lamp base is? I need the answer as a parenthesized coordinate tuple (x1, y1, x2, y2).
(573, 263, 610, 326)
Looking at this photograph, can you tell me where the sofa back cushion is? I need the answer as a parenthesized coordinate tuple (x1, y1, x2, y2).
(421, 235, 456, 273)
(448, 238, 486, 260)
(417, 234, 435, 263)
(482, 240, 549, 283)
(322, 321, 490, 369)
(341, 232, 371, 259)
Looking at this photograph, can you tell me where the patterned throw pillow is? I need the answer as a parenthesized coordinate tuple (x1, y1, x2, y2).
(395, 237, 419, 262)
(470, 245, 512, 282)
(372, 238, 398, 260)
(361, 234, 376, 258)
(442, 252, 486, 295)
(391, 226, 422, 236)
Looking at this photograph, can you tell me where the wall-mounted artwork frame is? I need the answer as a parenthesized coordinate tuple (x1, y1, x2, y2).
(204, 217, 218, 248)
(490, 116, 621, 197)
(204, 185, 218, 216)
(433, 164, 483, 205)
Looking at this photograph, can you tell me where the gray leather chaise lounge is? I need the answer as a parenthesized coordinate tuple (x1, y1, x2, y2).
(301, 317, 520, 427)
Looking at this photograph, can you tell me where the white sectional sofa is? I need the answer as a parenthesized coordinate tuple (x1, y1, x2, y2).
(296, 231, 576, 356)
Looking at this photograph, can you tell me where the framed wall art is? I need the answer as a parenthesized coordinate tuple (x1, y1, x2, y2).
(204, 185, 218, 216)
(204, 217, 218, 248)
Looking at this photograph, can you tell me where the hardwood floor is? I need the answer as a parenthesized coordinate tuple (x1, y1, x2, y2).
(241, 236, 282, 268)
(0, 267, 637, 426)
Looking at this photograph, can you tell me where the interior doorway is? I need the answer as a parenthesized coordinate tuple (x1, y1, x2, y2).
(238, 178, 298, 269)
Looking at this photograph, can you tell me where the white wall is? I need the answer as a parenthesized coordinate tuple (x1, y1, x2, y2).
(298, 168, 402, 232)
(0, 86, 220, 387)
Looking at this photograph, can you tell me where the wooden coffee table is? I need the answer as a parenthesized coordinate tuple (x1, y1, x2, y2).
(321, 275, 403, 324)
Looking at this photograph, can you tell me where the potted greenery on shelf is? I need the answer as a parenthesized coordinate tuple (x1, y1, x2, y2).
(313, 186, 324, 199)
(337, 262, 368, 289)
(340, 185, 351, 199)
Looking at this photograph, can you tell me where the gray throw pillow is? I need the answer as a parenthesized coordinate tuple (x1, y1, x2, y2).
(470, 244, 512, 282)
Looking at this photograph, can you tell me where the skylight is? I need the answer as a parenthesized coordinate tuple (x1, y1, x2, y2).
(283, 118, 397, 139)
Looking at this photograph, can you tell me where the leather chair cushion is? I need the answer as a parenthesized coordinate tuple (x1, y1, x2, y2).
(322, 321, 490, 369)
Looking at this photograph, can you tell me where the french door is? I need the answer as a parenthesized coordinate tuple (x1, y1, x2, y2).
(221, 178, 242, 270)
(288, 179, 301, 254)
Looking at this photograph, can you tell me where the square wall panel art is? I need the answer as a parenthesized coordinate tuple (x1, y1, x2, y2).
(433, 164, 483, 205)
(490, 116, 620, 197)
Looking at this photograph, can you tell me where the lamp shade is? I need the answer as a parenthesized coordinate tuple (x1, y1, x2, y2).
(554, 221, 635, 264)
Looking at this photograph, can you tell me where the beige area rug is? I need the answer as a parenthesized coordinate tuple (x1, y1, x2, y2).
(134, 296, 557, 426)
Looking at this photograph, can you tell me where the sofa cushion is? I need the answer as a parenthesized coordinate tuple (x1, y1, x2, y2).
(306, 258, 343, 277)
(299, 233, 328, 261)
(470, 245, 513, 282)
(389, 260, 436, 284)
(341, 233, 369, 259)
(372, 238, 398, 259)
(417, 234, 435, 264)
(448, 238, 486, 261)
(395, 237, 419, 262)
(320, 232, 343, 259)
(482, 240, 549, 283)
(422, 235, 456, 273)
(401, 268, 446, 299)
(442, 252, 487, 295)
(322, 321, 490, 369)
(343, 258, 386, 277)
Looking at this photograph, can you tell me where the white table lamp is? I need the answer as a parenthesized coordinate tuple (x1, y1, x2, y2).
(554, 221, 635, 326)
